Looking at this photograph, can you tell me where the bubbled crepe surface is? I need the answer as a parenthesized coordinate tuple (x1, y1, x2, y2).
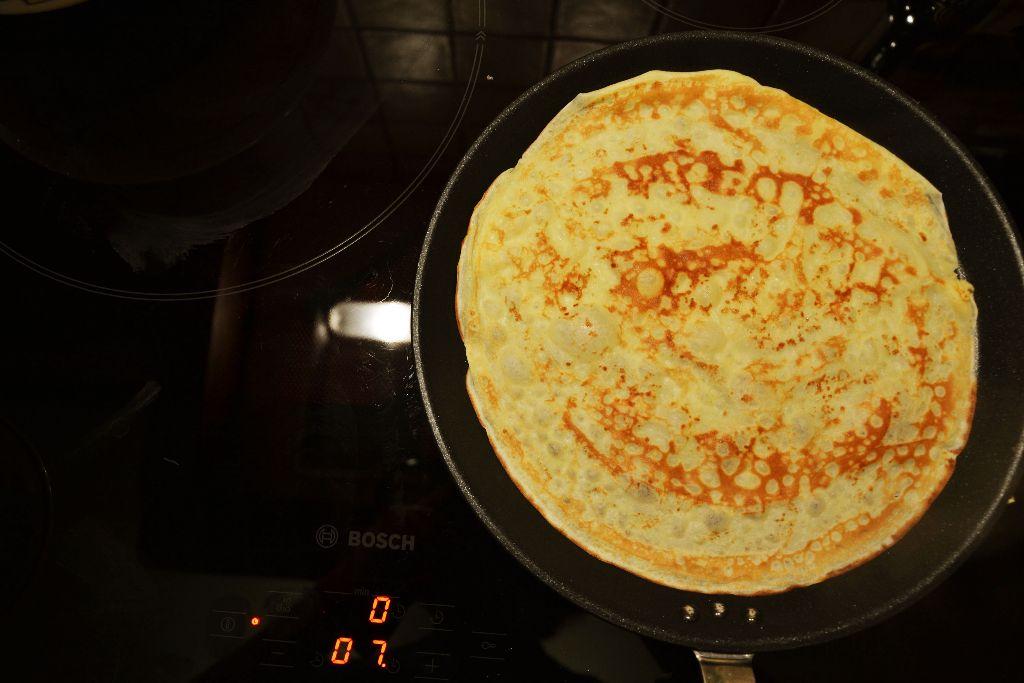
(456, 70, 978, 594)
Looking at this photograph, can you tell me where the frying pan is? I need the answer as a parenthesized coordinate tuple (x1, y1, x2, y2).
(413, 31, 1024, 679)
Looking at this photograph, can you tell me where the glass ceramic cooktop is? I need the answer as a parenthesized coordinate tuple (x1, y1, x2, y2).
(1, 1, 1022, 681)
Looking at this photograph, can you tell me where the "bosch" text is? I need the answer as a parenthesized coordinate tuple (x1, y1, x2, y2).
(348, 530, 415, 551)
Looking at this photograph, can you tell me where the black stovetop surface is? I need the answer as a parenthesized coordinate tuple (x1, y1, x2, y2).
(2, 1, 1023, 681)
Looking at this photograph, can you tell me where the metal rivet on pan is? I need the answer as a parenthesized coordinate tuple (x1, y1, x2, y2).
(682, 605, 697, 621)
(746, 607, 758, 623)
(713, 602, 726, 617)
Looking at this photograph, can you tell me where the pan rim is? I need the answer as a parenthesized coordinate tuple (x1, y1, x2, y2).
(413, 29, 1024, 652)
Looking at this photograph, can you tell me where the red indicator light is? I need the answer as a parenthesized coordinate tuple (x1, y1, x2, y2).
(330, 636, 353, 665)
(368, 595, 391, 624)
(249, 616, 260, 627)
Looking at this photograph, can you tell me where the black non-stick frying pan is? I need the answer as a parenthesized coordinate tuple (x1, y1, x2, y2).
(413, 31, 1024, 678)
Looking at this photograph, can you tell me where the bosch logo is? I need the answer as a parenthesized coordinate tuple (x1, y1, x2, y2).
(315, 524, 339, 548)
(348, 530, 415, 552)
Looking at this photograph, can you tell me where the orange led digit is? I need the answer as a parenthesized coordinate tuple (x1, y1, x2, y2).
(329, 636, 353, 665)
(372, 639, 388, 668)
(249, 616, 260, 627)
(368, 595, 391, 624)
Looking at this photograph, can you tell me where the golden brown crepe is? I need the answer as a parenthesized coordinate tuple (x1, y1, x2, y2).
(456, 70, 977, 594)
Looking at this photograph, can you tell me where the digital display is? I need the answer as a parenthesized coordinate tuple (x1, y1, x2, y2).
(229, 590, 509, 677)
(327, 595, 393, 670)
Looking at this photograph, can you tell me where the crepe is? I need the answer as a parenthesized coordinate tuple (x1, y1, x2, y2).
(456, 70, 977, 594)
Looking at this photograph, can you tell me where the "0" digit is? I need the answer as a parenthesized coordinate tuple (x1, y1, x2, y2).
(368, 595, 391, 624)
(330, 636, 353, 665)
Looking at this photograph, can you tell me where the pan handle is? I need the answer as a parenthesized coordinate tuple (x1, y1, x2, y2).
(694, 652, 755, 683)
